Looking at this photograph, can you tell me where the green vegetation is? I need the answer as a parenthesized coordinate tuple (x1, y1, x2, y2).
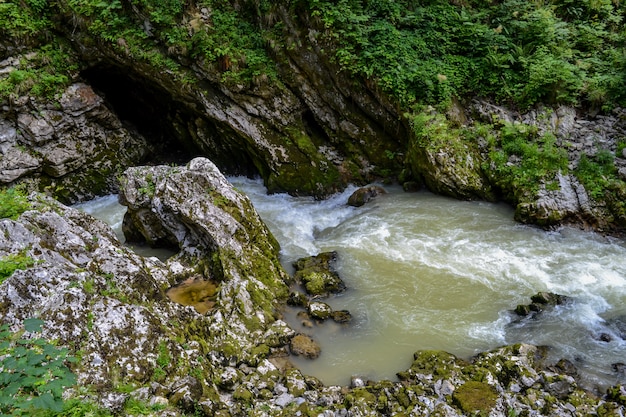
(486, 121, 569, 196)
(0, 251, 38, 285)
(574, 149, 618, 199)
(302, 0, 626, 110)
(452, 380, 499, 416)
(0, 187, 31, 220)
(0, 318, 76, 416)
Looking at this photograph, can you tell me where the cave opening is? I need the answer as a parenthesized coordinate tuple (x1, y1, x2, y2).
(81, 64, 266, 181)
(81, 64, 199, 165)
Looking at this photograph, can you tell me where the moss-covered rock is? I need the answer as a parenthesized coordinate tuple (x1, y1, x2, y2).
(451, 381, 498, 416)
(289, 334, 321, 359)
(293, 251, 345, 297)
(405, 112, 495, 201)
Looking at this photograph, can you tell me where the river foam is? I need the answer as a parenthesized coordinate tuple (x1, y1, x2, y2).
(229, 177, 626, 389)
(75, 179, 626, 390)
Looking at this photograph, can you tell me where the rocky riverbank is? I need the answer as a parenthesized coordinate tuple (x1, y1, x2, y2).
(0, 159, 624, 416)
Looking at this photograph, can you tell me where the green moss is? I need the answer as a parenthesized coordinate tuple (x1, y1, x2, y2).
(233, 386, 254, 404)
(410, 350, 462, 378)
(452, 381, 498, 416)
(346, 388, 377, 407)
(405, 111, 494, 200)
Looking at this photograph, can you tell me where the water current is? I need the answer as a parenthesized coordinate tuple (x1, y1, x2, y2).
(75, 179, 626, 391)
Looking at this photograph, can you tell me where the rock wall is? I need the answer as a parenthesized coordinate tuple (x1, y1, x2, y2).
(0, 74, 151, 202)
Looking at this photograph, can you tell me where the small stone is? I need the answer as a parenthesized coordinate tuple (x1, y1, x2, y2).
(308, 301, 332, 320)
(288, 291, 308, 307)
(290, 334, 321, 359)
(149, 396, 169, 407)
(347, 185, 387, 207)
(331, 310, 352, 324)
(100, 392, 128, 413)
(351, 376, 366, 388)
(274, 392, 295, 408)
(515, 304, 532, 316)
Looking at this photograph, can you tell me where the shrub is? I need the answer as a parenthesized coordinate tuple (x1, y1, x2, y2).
(0, 318, 77, 416)
(0, 252, 38, 285)
(574, 150, 617, 199)
(0, 187, 31, 220)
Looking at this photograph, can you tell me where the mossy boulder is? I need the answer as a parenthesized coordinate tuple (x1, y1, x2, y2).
(514, 291, 570, 317)
(452, 381, 498, 416)
(293, 251, 345, 297)
(308, 301, 333, 320)
(405, 112, 495, 201)
(289, 334, 321, 359)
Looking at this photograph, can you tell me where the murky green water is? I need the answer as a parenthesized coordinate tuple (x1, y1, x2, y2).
(77, 181, 626, 390)
(229, 178, 626, 390)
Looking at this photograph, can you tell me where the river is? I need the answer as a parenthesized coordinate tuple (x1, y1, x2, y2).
(75, 178, 626, 391)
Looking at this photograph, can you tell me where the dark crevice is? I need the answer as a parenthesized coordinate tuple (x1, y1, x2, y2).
(302, 109, 329, 146)
(80, 65, 260, 180)
(81, 64, 199, 165)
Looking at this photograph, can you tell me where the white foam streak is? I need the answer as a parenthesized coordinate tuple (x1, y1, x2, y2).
(213, 179, 626, 386)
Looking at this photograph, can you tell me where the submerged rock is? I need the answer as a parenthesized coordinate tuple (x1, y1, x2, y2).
(514, 292, 570, 317)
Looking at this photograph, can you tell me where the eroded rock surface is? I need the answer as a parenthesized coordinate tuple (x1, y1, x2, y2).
(0, 80, 151, 203)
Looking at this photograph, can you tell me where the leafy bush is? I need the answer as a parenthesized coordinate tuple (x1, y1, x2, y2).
(574, 150, 617, 199)
(0, 252, 38, 285)
(0, 318, 77, 416)
(487, 121, 569, 195)
(0, 187, 31, 220)
(299, 0, 626, 109)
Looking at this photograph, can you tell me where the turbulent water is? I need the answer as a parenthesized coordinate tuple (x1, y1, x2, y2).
(76, 181, 626, 391)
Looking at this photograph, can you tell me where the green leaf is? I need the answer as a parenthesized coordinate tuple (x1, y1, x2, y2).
(24, 318, 44, 333)
(31, 392, 63, 412)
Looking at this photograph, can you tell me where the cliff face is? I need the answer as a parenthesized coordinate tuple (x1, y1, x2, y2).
(0, 0, 405, 201)
(1, 0, 626, 230)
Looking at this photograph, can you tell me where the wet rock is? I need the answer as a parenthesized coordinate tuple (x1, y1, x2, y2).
(289, 334, 321, 359)
(293, 251, 345, 296)
(553, 358, 578, 378)
(350, 376, 366, 388)
(331, 310, 352, 324)
(347, 185, 387, 207)
(514, 292, 570, 317)
(613, 363, 626, 376)
(287, 290, 307, 307)
(308, 301, 332, 320)
(402, 181, 422, 192)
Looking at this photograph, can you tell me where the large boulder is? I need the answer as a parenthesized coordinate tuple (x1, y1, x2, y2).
(119, 158, 293, 355)
(0, 158, 297, 412)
